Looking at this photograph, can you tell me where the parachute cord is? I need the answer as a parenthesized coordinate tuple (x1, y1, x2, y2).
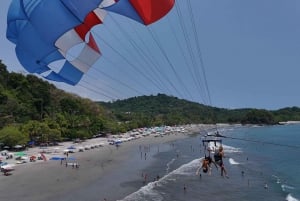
(175, 1, 219, 132)
(91, 30, 164, 94)
(83, 69, 129, 98)
(127, 20, 175, 96)
(214, 133, 300, 149)
(51, 42, 150, 100)
(99, 55, 149, 95)
(186, 0, 212, 106)
(166, 16, 202, 103)
(174, 2, 207, 104)
(106, 15, 168, 92)
(78, 81, 117, 100)
(228, 136, 300, 149)
(81, 79, 122, 100)
(147, 27, 193, 100)
(41, 53, 123, 99)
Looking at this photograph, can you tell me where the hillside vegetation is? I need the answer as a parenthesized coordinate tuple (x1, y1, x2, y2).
(101, 94, 300, 126)
(0, 61, 117, 147)
(1, 60, 300, 148)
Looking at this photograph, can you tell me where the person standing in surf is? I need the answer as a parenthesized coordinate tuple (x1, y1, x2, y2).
(214, 145, 229, 178)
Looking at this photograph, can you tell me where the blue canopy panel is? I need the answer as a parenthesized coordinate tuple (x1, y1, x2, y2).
(14, 22, 57, 72)
(61, 0, 104, 21)
(45, 61, 84, 85)
(6, 0, 28, 43)
(26, 0, 81, 44)
(6, 0, 174, 85)
(50, 156, 65, 160)
(16, 46, 49, 74)
(6, 0, 103, 85)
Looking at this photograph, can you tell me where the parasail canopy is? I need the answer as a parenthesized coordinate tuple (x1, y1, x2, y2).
(6, 0, 175, 85)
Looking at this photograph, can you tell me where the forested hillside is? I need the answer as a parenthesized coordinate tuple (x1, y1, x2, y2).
(0, 61, 117, 147)
(1, 60, 300, 148)
(101, 94, 300, 126)
(100, 94, 295, 126)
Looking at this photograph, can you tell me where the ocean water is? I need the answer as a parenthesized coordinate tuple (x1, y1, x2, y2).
(117, 124, 300, 201)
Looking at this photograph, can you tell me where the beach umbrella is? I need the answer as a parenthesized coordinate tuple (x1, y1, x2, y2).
(50, 156, 65, 161)
(14, 145, 23, 149)
(63, 149, 70, 153)
(20, 156, 28, 160)
(1, 163, 10, 168)
(3, 146, 10, 149)
(15, 152, 26, 157)
(28, 141, 35, 146)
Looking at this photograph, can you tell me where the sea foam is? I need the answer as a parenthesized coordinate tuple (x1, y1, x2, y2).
(118, 158, 201, 201)
(286, 193, 299, 201)
(282, 184, 295, 191)
(229, 158, 240, 165)
(166, 158, 175, 174)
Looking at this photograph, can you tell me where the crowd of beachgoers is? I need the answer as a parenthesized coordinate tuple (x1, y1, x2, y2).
(0, 124, 213, 175)
(0, 124, 218, 201)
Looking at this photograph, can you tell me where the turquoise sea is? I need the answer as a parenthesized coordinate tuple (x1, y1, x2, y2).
(59, 124, 300, 201)
(224, 124, 300, 201)
(116, 124, 300, 201)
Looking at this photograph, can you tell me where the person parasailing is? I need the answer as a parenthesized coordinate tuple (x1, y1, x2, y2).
(196, 139, 219, 175)
(214, 145, 229, 178)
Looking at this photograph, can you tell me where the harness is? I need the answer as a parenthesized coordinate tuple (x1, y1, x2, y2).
(202, 138, 222, 161)
(214, 150, 222, 162)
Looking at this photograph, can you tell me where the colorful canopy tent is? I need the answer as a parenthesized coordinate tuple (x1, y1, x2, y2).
(50, 156, 65, 161)
(14, 152, 26, 157)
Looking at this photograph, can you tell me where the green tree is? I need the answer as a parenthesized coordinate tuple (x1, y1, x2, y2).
(21, 120, 53, 144)
(242, 109, 275, 124)
(0, 126, 29, 147)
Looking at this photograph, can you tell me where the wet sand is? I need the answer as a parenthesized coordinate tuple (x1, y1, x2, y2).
(0, 131, 195, 201)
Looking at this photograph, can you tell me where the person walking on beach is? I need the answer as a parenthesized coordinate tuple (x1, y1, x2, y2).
(143, 173, 148, 184)
(214, 145, 228, 178)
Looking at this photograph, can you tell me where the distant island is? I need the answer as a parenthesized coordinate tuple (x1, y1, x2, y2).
(1, 60, 300, 148)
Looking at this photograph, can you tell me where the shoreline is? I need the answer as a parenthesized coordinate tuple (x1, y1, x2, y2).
(0, 124, 210, 201)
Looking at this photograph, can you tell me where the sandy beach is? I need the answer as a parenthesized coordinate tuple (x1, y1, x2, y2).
(0, 125, 206, 201)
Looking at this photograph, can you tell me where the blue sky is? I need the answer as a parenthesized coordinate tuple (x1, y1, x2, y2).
(1, 0, 300, 110)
